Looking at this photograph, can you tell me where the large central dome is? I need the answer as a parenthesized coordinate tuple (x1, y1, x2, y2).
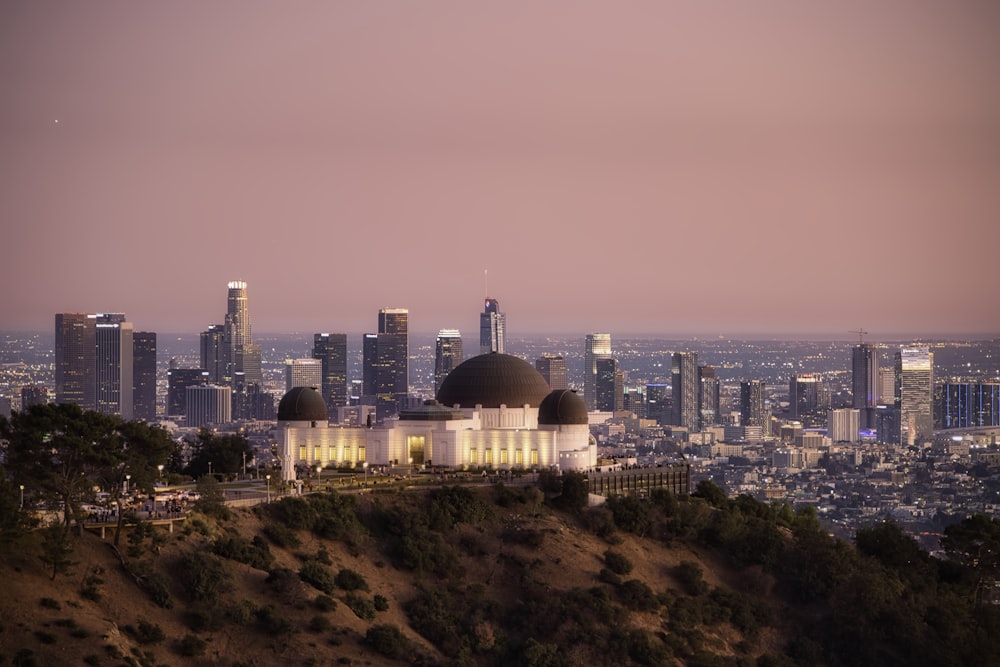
(436, 353, 553, 409)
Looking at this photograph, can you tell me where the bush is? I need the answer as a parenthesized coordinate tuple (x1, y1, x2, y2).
(39, 597, 60, 610)
(227, 599, 258, 626)
(256, 604, 293, 635)
(178, 551, 232, 603)
(178, 634, 206, 657)
(263, 522, 301, 549)
(618, 579, 660, 612)
(373, 594, 389, 612)
(309, 614, 332, 633)
(335, 568, 369, 592)
(344, 593, 376, 621)
(299, 560, 337, 594)
(314, 594, 337, 612)
(211, 533, 274, 570)
(129, 620, 165, 644)
(267, 567, 306, 606)
(675, 560, 709, 597)
(604, 549, 634, 575)
(598, 568, 622, 586)
(365, 624, 411, 658)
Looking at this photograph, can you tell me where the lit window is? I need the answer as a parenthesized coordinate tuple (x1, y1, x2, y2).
(500, 450, 508, 464)
(485, 450, 493, 464)
(359, 446, 366, 462)
(530, 450, 538, 465)
(515, 450, 523, 465)
(470, 449, 477, 464)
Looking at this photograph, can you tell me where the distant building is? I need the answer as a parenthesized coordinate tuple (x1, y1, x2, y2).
(595, 357, 623, 412)
(829, 408, 861, 443)
(200, 324, 226, 383)
(535, 355, 567, 391)
(671, 352, 699, 430)
(852, 343, 879, 429)
(313, 333, 348, 410)
(896, 346, 934, 445)
(584, 333, 612, 411)
(166, 368, 209, 417)
(434, 329, 464, 395)
(186, 384, 232, 428)
(699, 365, 720, 429)
(363, 308, 409, 421)
(94, 313, 133, 419)
(479, 298, 506, 355)
(20, 385, 48, 410)
(645, 383, 668, 424)
(943, 382, 1000, 428)
(132, 331, 157, 421)
(55, 313, 96, 409)
(740, 380, 767, 430)
(286, 358, 322, 392)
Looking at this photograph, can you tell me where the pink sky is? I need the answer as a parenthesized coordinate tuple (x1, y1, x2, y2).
(2, 1, 999, 337)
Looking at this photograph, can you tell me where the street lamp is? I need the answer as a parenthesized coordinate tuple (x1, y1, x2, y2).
(157, 464, 164, 479)
(316, 465, 322, 486)
(266, 474, 271, 503)
(19, 484, 24, 510)
(363, 461, 368, 487)
(124, 474, 131, 495)
(208, 461, 213, 478)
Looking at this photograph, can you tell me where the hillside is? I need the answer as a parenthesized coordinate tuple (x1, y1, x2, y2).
(2, 479, 999, 667)
(0, 482, 792, 667)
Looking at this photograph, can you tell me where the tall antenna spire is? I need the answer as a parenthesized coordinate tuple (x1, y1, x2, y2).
(484, 268, 488, 298)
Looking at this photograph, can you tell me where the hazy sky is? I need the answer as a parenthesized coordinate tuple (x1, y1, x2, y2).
(2, 1, 999, 338)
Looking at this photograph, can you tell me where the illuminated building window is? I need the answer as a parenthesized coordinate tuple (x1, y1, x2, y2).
(407, 435, 426, 465)
(500, 450, 508, 464)
(470, 449, 477, 464)
(298, 446, 306, 459)
(515, 450, 523, 465)
(530, 450, 538, 465)
(485, 450, 493, 464)
(358, 446, 366, 462)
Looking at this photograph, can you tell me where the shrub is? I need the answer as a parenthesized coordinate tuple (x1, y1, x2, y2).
(598, 568, 622, 586)
(39, 598, 60, 610)
(335, 568, 369, 592)
(344, 593, 376, 621)
(263, 522, 301, 548)
(34, 630, 57, 644)
(675, 560, 709, 597)
(227, 600, 258, 626)
(299, 560, 336, 594)
(178, 634, 206, 657)
(309, 614, 332, 633)
(314, 594, 337, 612)
(130, 620, 165, 644)
(373, 594, 389, 612)
(365, 624, 411, 658)
(177, 551, 232, 603)
(266, 567, 306, 606)
(211, 533, 274, 570)
(606, 495, 651, 535)
(618, 579, 660, 612)
(256, 604, 293, 635)
(604, 549, 634, 575)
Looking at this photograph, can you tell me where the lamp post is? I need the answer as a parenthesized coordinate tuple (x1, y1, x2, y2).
(208, 461, 213, 478)
(363, 461, 368, 487)
(316, 465, 322, 486)
(266, 474, 271, 503)
(124, 474, 131, 495)
(157, 464, 164, 480)
(19, 484, 24, 510)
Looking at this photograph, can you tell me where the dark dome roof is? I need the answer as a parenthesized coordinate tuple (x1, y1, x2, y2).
(436, 353, 552, 409)
(277, 386, 327, 422)
(538, 389, 589, 425)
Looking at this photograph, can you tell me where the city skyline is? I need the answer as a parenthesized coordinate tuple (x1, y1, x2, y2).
(2, 3, 999, 337)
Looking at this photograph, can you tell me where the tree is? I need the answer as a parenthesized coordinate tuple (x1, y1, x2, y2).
(694, 479, 729, 508)
(184, 430, 251, 479)
(39, 520, 77, 580)
(2, 403, 122, 527)
(942, 514, 1000, 604)
(0, 474, 37, 553)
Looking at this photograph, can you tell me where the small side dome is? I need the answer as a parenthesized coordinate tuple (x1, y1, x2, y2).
(277, 386, 327, 422)
(538, 389, 589, 425)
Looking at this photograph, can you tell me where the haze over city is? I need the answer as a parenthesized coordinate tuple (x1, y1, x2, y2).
(2, 2, 999, 337)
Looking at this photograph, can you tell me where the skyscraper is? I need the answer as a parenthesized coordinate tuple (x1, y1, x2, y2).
(671, 352, 699, 430)
(186, 384, 232, 428)
(94, 313, 133, 419)
(596, 357, 623, 412)
(584, 333, 612, 411)
(434, 329, 464, 394)
(943, 382, 1000, 428)
(895, 346, 934, 446)
(740, 380, 767, 429)
(223, 281, 260, 384)
(535, 355, 567, 390)
(166, 368, 209, 417)
(55, 313, 95, 409)
(20, 385, 48, 411)
(285, 358, 323, 392)
(698, 365, 720, 429)
(132, 331, 157, 421)
(200, 324, 226, 383)
(852, 343, 879, 429)
(479, 298, 505, 355)
(313, 333, 348, 410)
(363, 308, 409, 421)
